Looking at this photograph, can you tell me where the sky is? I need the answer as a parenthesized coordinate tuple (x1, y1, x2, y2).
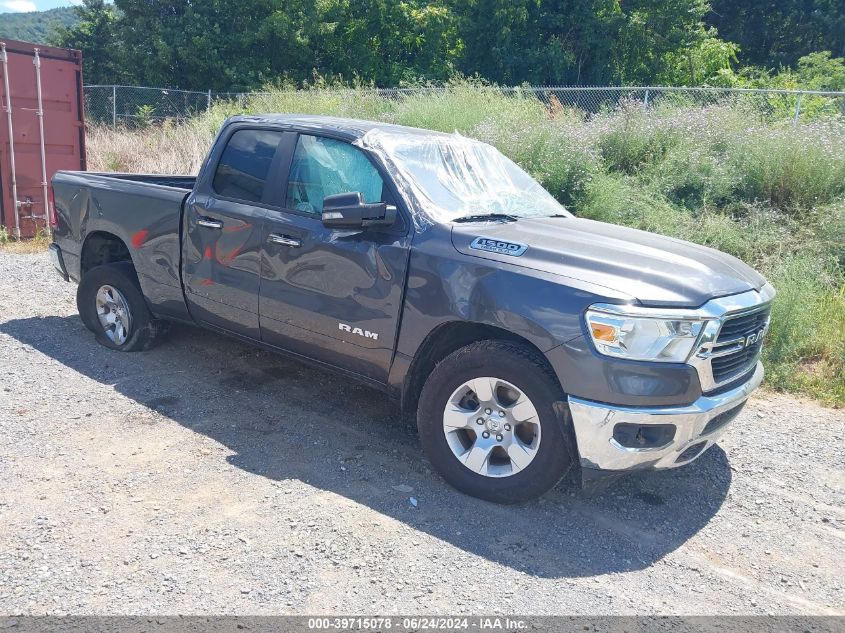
(0, 0, 80, 13)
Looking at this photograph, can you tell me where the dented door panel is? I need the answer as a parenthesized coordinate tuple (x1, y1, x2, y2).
(259, 210, 411, 381)
(182, 192, 266, 339)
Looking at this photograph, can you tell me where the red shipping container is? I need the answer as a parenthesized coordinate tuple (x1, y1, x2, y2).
(1, 38, 85, 239)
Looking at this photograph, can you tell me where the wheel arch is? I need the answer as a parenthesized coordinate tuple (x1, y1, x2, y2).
(80, 231, 136, 278)
(400, 320, 563, 417)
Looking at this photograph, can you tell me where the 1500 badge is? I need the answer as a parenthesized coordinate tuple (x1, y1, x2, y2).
(470, 237, 528, 257)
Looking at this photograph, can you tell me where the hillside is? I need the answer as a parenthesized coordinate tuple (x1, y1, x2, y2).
(0, 6, 77, 45)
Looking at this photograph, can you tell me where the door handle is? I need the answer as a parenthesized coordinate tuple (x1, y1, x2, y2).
(196, 216, 223, 229)
(268, 233, 301, 247)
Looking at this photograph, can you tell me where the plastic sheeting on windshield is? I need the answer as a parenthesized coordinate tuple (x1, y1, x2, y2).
(354, 127, 568, 231)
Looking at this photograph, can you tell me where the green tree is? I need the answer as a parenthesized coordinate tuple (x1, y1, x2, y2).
(112, 0, 311, 90)
(60, 0, 460, 90)
(656, 27, 739, 86)
(53, 0, 126, 85)
(58, 0, 837, 92)
(453, 0, 733, 85)
(707, 0, 845, 69)
(734, 51, 845, 91)
(795, 51, 845, 91)
(453, 0, 633, 85)
(611, 0, 731, 84)
(314, 0, 460, 85)
(0, 7, 78, 45)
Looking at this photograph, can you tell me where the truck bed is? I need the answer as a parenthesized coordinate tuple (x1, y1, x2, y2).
(82, 172, 197, 190)
(51, 169, 195, 322)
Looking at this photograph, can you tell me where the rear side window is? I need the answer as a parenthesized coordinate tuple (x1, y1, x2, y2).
(212, 129, 283, 203)
(286, 134, 384, 215)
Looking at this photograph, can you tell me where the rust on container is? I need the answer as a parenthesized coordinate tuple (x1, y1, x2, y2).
(0, 38, 85, 239)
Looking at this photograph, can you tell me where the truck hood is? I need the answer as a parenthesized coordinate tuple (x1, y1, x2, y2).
(451, 217, 767, 307)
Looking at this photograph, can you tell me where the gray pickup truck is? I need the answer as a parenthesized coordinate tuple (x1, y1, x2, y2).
(49, 114, 774, 502)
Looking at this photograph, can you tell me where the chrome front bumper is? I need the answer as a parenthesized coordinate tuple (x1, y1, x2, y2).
(568, 362, 763, 471)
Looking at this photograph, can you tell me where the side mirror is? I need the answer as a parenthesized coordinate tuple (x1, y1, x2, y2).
(321, 192, 396, 229)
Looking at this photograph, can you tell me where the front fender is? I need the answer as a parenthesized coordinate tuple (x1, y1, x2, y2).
(396, 245, 622, 360)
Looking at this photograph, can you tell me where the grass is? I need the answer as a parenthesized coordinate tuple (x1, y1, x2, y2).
(0, 226, 50, 253)
(81, 81, 845, 406)
(86, 121, 212, 174)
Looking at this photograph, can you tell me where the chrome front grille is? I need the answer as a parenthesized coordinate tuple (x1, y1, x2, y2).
(711, 338, 763, 383)
(716, 310, 770, 341)
(709, 307, 771, 386)
(685, 286, 776, 393)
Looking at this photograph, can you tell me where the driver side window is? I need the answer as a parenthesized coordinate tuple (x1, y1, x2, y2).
(285, 135, 384, 215)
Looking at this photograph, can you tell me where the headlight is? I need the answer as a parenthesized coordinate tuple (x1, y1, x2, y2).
(584, 305, 708, 363)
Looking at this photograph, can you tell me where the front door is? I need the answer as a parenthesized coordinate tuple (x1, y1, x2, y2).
(259, 133, 411, 382)
(183, 127, 286, 338)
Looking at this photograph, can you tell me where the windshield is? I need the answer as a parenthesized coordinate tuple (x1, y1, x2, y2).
(355, 128, 569, 228)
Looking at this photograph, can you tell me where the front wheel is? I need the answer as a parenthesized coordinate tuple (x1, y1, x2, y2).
(417, 340, 576, 503)
(77, 262, 168, 352)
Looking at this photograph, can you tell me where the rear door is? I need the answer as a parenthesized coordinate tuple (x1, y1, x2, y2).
(182, 126, 286, 339)
(258, 132, 412, 382)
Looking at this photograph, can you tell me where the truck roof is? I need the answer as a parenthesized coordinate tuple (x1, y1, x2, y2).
(227, 114, 446, 143)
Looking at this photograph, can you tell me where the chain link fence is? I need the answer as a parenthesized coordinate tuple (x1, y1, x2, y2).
(493, 86, 845, 122)
(84, 85, 250, 126)
(84, 84, 845, 127)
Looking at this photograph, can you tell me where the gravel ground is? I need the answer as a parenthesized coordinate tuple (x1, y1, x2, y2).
(0, 250, 842, 616)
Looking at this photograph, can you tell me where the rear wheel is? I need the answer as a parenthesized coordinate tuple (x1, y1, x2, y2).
(77, 262, 168, 352)
(417, 340, 575, 503)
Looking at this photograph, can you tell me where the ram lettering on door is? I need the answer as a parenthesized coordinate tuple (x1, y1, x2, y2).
(338, 323, 379, 340)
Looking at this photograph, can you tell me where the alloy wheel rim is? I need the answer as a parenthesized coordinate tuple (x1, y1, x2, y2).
(442, 377, 541, 478)
(95, 284, 132, 345)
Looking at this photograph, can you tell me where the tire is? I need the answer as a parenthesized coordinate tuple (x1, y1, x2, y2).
(76, 262, 168, 352)
(417, 340, 576, 503)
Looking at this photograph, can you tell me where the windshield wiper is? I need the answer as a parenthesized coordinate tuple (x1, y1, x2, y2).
(453, 213, 519, 223)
